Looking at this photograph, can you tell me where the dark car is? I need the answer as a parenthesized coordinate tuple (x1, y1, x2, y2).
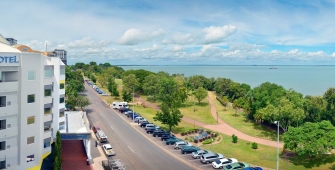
(119, 107, 130, 113)
(181, 146, 200, 154)
(152, 130, 166, 137)
(140, 121, 150, 128)
(146, 126, 155, 134)
(127, 112, 140, 119)
(165, 138, 184, 145)
(161, 133, 174, 141)
(244, 167, 263, 170)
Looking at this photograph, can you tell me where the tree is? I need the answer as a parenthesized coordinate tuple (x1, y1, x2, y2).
(54, 131, 62, 170)
(153, 103, 183, 131)
(97, 75, 108, 88)
(142, 74, 160, 100)
(193, 87, 208, 103)
(232, 98, 244, 117)
(284, 121, 335, 157)
(157, 78, 186, 107)
(122, 74, 139, 91)
(122, 90, 132, 103)
(76, 95, 90, 111)
(107, 78, 119, 97)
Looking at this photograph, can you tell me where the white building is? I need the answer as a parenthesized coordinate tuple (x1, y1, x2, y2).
(0, 38, 65, 169)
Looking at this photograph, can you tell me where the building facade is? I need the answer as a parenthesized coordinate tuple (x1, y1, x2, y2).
(0, 42, 65, 169)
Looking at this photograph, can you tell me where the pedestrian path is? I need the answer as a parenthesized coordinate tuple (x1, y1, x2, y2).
(135, 94, 284, 148)
(90, 130, 107, 170)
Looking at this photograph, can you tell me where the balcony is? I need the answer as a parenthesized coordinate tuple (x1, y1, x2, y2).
(0, 126, 18, 139)
(0, 81, 18, 92)
(44, 113, 52, 122)
(43, 130, 52, 140)
(0, 104, 18, 117)
(44, 96, 52, 104)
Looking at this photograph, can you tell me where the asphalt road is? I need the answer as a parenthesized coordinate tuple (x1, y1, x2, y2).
(84, 83, 195, 170)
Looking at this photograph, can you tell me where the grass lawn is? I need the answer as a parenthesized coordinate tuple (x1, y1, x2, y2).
(201, 133, 335, 170)
(208, 91, 283, 141)
(132, 104, 200, 134)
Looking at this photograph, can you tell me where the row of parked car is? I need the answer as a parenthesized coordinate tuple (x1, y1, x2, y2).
(92, 126, 116, 157)
(116, 106, 263, 170)
(86, 80, 108, 96)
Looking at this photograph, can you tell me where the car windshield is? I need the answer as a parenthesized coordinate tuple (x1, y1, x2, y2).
(225, 165, 232, 169)
(106, 147, 113, 150)
(215, 160, 221, 164)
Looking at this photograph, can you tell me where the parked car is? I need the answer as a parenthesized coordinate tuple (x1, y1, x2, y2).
(165, 138, 184, 145)
(146, 126, 156, 134)
(192, 150, 213, 159)
(244, 167, 263, 170)
(174, 141, 192, 149)
(140, 121, 150, 128)
(200, 153, 224, 164)
(161, 133, 174, 141)
(152, 130, 166, 137)
(92, 126, 100, 133)
(212, 158, 238, 169)
(102, 144, 116, 156)
(134, 117, 146, 122)
(223, 162, 250, 170)
(145, 124, 155, 130)
(119, 107, 131, 113)
(101, 93, 108, 96)
(181, 146, 200, 154)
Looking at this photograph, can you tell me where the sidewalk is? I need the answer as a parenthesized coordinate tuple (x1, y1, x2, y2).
(135, 94, 284, 148)
(91, 130, 107, 170)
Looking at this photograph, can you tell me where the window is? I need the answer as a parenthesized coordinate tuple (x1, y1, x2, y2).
(59, 111, 64, 117)
(59, 122, 65, 130)
(0, 160, 5, 169)
(0, 120, 6, 130)
(60, 97, 64, 103)
(60, 83, 64, 89)
(44, 89, 51, 97)
(44, 108, 51, 115)
(27, 136, 34, 145)
(27, 94, 35, 103)
(27, 154, 34, 163)
(0, 96, 5, 107)
(44, 138, 51, 148)
(44, 69, 53, 78)
(60, 68, 65, 75)
(27, 116, 35, 125)
(0, 141, 5, 151)
(28, 71, 35, 80)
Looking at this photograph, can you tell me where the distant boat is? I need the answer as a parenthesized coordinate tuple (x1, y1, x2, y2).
(270, 67, 277, 69)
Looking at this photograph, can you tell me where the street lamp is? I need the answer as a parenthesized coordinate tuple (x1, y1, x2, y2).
(132, 86, 135, 123)
(274, 121, 280, 170)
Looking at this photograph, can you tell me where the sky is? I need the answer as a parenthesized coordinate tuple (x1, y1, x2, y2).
(1, 0, 335, 65)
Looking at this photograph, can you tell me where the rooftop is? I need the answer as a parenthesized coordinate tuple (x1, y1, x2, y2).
(65, 111, 90, 133)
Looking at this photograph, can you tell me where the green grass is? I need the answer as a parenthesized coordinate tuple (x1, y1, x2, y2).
(201, 133, 335, 170)
(208, 92, 282, 141)
(132, 104, 200, 134)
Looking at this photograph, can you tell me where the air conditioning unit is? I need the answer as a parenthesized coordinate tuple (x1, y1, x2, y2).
(7, 124, 11, 128)
(7, 101, 11, 106)
(7, 145, 10, 149)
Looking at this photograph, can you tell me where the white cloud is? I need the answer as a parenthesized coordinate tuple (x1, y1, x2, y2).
(172, 45, 184, 52)
(270, 50, 280, 54)
(332, 52, 335, 57)
(288, 49, 299, 54)
(203, 25, 237, 44)
(68, 37, 110, 48)
(307, 51, 324, 56)
(117, 28, 165, 45)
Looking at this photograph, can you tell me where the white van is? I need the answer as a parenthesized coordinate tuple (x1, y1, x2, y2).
(112, 102, 129, 109)
(96, 130, 108, 143)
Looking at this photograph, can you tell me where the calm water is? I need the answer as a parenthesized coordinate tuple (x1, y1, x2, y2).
(121, 65, 335, 96)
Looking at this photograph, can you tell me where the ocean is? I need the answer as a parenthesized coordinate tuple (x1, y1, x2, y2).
(120, 65, 335, 96)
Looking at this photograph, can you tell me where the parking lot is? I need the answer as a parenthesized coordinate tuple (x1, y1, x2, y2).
(113, 108, 218, 170)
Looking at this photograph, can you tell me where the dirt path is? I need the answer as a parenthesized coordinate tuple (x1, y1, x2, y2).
(135, 94, 284, 148)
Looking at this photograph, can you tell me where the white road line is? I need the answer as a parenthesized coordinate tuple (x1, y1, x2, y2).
(110, 125, 114, 130)
(128, 146, 135, 153)
(99, 112, 103, 117)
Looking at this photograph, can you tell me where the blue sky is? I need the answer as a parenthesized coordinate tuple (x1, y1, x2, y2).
(1, 0, 335, 65)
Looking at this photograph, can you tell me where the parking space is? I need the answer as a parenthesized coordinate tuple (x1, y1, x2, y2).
(114, 108, 216, 170)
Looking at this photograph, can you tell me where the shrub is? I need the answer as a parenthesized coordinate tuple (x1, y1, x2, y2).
(184, 136, 189, 141)
(232, 134, 238, 143)
(202, 139, 213, 145)
(252, 142, 258, 149)
(217, 136, 221, 141)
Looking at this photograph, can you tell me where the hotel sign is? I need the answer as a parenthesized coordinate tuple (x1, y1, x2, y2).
(60, 133, 91, 140)
(0, 56, 19, 63)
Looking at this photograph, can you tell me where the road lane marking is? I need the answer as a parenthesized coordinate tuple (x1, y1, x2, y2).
(110, 125, 114, 130)
(128, 146, 135, 153)
(100, 112, 103, 117)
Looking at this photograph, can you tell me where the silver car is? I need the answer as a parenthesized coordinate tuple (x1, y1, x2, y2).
(192, 150, 213, 159)
(200, 153, 224, 164)
(174, 141, 192, 149)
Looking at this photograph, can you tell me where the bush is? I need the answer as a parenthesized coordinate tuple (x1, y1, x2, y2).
(217, 136, 221, 141)
(232, 134, 238, 143)
(252, 142, 258, 149)
(202, 139, 213, 145)
(184, 136, 189, 141)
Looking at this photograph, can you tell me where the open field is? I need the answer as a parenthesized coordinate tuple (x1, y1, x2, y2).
(208, 91, 283, 141)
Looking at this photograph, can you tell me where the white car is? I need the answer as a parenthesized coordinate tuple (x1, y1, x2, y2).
(102, 144, 116, 156)
(174, 141, 192, 149)
(212, 158, 238, 169)
(134, 117, 145, 122)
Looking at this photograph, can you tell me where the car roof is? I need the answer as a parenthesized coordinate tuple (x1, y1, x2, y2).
(103, 144, 112, 148)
